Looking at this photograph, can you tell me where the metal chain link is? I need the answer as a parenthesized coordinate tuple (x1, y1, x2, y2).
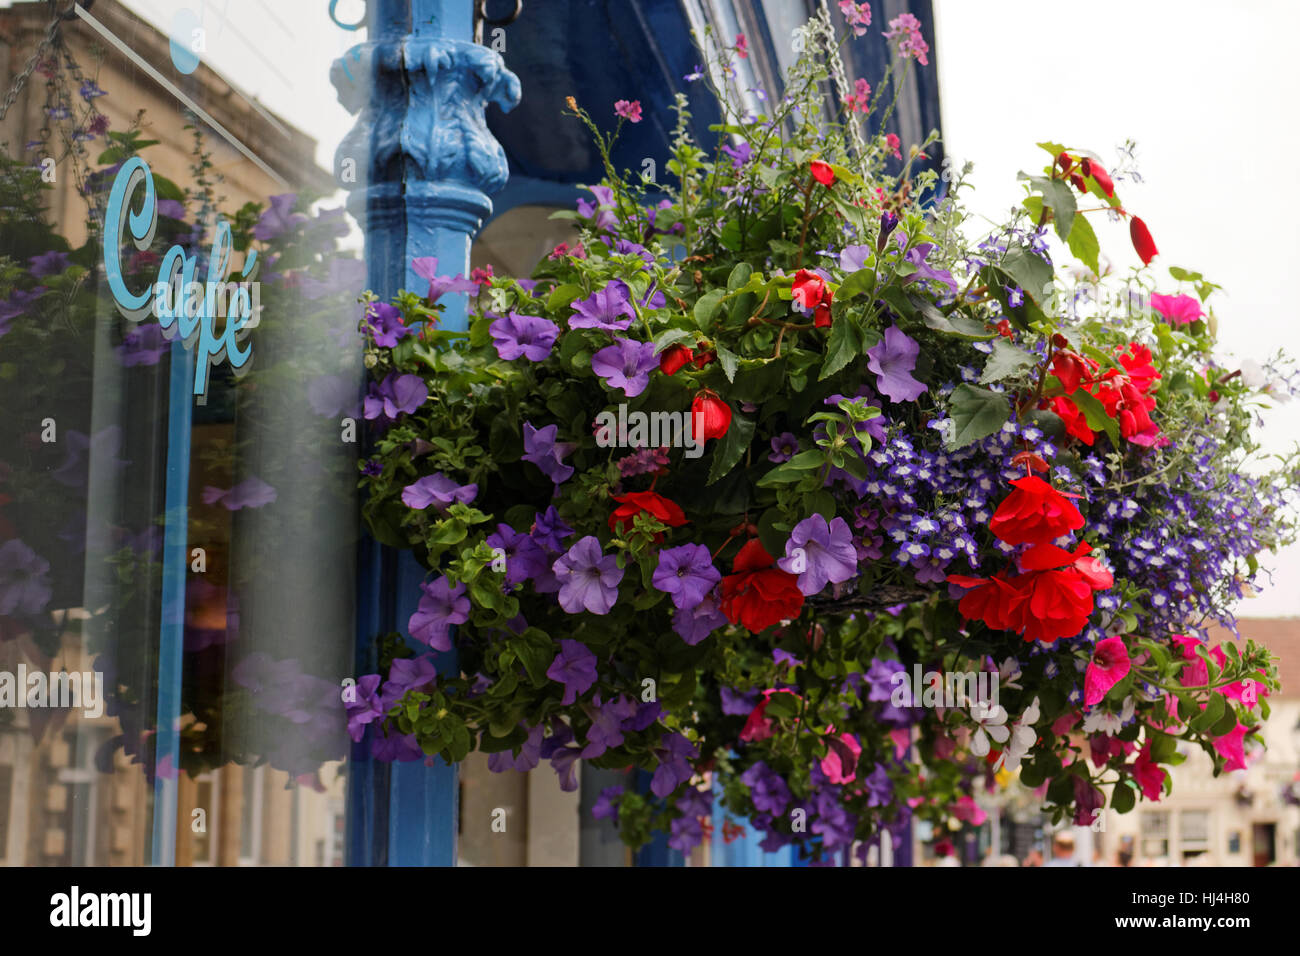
(0, 15, 63, 122)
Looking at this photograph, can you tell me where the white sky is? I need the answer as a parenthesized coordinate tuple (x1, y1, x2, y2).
(20, 0, 1299, 616)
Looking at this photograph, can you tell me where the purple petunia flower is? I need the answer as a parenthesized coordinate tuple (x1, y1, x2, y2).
(576, 185, 617, 231)
(553, 536, 624, 615)
(862, 764, 893, 807)
(839, 243, 872, 273)
(254, 193, 307, 241)
(778, 514, 859, 595)
(590, 337, 659, 397)
(769, 432, 799, 463)
(901, 241, 958, 295)
(547, 639, 599, 705)
(651, 732, 698, 797)
(652, 543, 721, 611)
(382, 655, 439, 707)
(372, 731, 425, 762)
(402, 472, 477, 512)
(485, 523, 551, 587)
(721, 140, 752, 169)
(671, 590, 727, 645)
(344, 674, 386, 743)
(569, 280, 636, 332)
(115, 322, 169, 367)
(28, 250, 70, 277)
(530, 505, 575, 553)
(0, 287, 46, 335)
(0, 539, 52, 615)
(866, 325, 927, 403)
(489, 311, 560, 361)
(487, 723, 544, 773)
(365, 301, 411, 348)
(625, 699, 662, 731)
(201, 476, 278, 511)
(581, 694, 636, 758)
(591, 784, 623, 822)
(720, 686, 758, 716)
(740, 761, 791, 815)
(410, 256, 478, 302)
(521, 421, 576, 485)
(408, 576, 469, 650)
(668, 815, 705, 854)
(363, 373, 428, 420)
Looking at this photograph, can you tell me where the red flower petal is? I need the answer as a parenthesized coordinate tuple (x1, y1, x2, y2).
(810, 160, 835, 186)
(1130, 216, 1158, 265)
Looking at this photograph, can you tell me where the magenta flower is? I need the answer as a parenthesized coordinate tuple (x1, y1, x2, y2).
(614, 99, 642, 123)
(489, 311, 559, 361)
(546, 639, 599, 704)
(1084, 635, 1131, 706)
(408, 575, 469, 650)
(402, 472, 477, 511)
(1150, 293, 1204, 326)
(838, 1, 872, 36)
(569, 280, 635, 332)
(866, 325, 927, 402)
(652, 543, 721, 611)
(522, 421, 576, 484)
(883, 12, 930, 65)
(553, 536, 624, 614)
(591, 337, 659, 397)
(1212, 722, 1250, 772)
(778, 514, 859, 595)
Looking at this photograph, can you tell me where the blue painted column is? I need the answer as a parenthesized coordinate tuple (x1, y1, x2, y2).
(332, 0, 520, 866)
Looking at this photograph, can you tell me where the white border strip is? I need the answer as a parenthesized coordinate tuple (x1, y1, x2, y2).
(72, 3, 288, 187)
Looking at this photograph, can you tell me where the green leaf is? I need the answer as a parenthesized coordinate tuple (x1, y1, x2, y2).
(694, 289, 727, 325)
(707, 412, 755, 485)
(547, 282, 584, 311)
(1028, 175, 1076, 242)
(911, 294, 994, 339)
(1111, 780, 1136, 814)
(715, 345, 739, 382)
(652, 328, 694, 354)
(1066, 213, 1100, 275)
(946, 384, 1010, 449)
(726, 262, 753, 291)
(999, 245, 1054, 307)
(836, 267, 874, 301)
(820, 315, 861, 380)
(1065, 386, 1120, 445)
(980, 338, 1036, 384)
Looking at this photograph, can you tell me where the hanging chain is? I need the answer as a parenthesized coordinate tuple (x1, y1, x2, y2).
(0, 14, 63, 122)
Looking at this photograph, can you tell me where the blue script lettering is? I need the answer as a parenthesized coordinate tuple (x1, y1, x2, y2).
(103, 156, 257, 398)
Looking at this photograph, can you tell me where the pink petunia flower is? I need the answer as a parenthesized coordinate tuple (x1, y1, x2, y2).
(1084, 635, 1131, 706)
(1150, 293, 1204, 326)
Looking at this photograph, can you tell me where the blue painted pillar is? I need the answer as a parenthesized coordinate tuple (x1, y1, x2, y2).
(332, 0, 520, 866)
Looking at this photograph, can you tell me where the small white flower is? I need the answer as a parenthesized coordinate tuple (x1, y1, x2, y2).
(997, 657, 1023, 691)
(994, 697, 1040, 772)
(968, 701, 1009, 757)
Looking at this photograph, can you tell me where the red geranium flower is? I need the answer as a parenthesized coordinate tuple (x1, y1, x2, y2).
(1049, 395, 1095, 445)
(691, 389, 732, 441)
(608, 490, 687, 537)
(791, 269, 827, 310)
(947, 571, 1028, 633)
(1079, 158, 1114, 197)
(1014, 541, 1113, 643)
(659, 344, 694, 376)
(810, 160, 835, 186)
(1130, 215, 1158, 265)
(719, 539, 805, 632)
(1051, 350, 1092, 394)
(987, 475, 1085, 547)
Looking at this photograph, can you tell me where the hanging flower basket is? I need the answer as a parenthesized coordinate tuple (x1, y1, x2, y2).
(351, 10, 1297, 861)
